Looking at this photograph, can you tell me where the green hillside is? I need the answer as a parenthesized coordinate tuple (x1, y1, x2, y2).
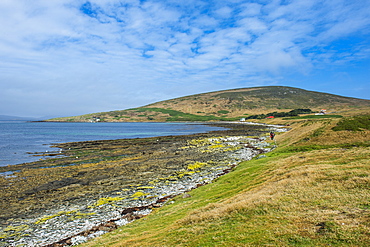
(49, 86, 370, 122)
(80, 113, 370, 246)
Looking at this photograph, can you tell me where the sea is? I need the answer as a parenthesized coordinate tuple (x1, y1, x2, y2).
(0, 121, 225, 167)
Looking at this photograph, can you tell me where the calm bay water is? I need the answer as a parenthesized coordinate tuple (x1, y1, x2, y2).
(0, 121, 225, 166)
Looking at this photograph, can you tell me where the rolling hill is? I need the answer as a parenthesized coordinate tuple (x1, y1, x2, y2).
(80, 104, 370, 246)
(49, 86, 370, 122)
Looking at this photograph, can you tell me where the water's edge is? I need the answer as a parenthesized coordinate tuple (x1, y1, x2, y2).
(0, 123, 288, 247)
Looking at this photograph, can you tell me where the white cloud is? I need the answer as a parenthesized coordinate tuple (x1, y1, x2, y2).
(214, 6, 233, 18)
(239, 3, 262, 17)
(0, 0, 370, 117)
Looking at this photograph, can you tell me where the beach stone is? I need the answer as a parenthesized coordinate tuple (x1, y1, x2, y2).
(182, 193, 191, 198)
(0, 123, 285, 246)
(23, 178, 83, 195)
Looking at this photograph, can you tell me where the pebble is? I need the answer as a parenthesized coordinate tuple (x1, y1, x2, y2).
(0, 131, 285, 247)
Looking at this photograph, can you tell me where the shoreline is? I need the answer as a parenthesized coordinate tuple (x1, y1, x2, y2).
(0, 121, 227, 168)
(0, 122, 286, 246)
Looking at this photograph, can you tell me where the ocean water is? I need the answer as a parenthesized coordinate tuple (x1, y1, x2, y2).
(0, 121, 225, 166)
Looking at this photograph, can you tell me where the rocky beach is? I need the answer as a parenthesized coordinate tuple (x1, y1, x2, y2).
(0, 122, 287, 246)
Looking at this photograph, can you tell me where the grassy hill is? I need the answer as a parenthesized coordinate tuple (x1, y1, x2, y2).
(50, 86, 370, 246)
(80, 112, 370, 246)
(48, 86, 370, 122)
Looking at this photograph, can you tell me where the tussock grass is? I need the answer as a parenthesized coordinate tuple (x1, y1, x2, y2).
(81, 113, 370, 247)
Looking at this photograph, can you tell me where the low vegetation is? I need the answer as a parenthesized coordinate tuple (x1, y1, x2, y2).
(332, 114, 370, 131)
(245, 108, 313, 119)
(81, 110, 370, 246)
(284, 115, 343, 120)
(130, 107, 239, 121)
(47, 86, 370, 122)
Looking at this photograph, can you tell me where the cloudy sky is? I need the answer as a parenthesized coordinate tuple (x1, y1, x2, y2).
(1, 0, 369, 118)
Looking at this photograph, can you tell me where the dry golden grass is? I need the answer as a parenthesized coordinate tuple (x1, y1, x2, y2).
(179, 147, 370, 221)
(270, 116, 369, 147)
(82, 111, 370, 247)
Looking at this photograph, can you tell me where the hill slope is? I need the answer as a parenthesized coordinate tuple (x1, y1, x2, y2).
(81, 114, 370, 246)
(49, 86, 370, 122)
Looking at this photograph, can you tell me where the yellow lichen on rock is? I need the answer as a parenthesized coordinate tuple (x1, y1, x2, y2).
(137, 186, 155, 189)
(223, 146, 241, 152)
(69, 212, 96, 220)
(91, 197, 125, 208)
(35, 210, 77, 224)
(187, 162, 207, 170)
(209, 144, 225, 149)
(131, 191, 150, 199)
(177, 171, 195, 178)
(0, 225, 30, 241)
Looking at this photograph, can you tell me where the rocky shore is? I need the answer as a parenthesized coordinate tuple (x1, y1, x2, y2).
(0, 122, 287, 247)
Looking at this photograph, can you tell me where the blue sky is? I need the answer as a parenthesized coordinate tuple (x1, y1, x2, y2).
(0, 0, 369, 118)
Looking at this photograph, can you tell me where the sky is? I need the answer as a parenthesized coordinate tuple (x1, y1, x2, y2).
(0, 0, 369, 118)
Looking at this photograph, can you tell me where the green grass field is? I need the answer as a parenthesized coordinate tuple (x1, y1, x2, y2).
(283, 114, 343, 120)
(81, 113, 370, 247)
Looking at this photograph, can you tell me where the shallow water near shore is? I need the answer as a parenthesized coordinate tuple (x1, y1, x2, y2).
(0, 121, 225, 166)
(0, 123, 285, 246)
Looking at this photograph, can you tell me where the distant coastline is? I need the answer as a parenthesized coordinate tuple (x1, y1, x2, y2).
(0, 115, 38, 121)
(0, 121, 226, 167)
(0, 122, 278, 246)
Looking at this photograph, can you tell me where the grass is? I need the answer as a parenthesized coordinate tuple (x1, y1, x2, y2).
(131, 107, 240, 121)
(80, 113, 370, 247)
(332, 114, 370, 131)
(47, 86, 370, 122)
(283, 114, 343, 120)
